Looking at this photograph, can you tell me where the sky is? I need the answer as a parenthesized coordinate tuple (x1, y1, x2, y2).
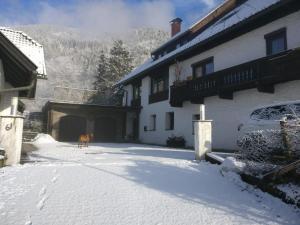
(0, 0, 223, 35)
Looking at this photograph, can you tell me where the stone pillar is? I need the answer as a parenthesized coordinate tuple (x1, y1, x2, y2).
(0, 115, 24, 165)
(194, 120, 212, 160)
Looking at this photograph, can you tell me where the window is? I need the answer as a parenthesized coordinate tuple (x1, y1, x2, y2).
(132, 83, 141, 100)
(192, 57, 214, 78)
(165, 112, 174, 130)
(265, 28, 287, 55)
(151, 74, 169, 94)
(149, 114, 156, 131)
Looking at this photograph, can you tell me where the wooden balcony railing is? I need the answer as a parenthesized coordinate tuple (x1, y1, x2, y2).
(131, 97, 141, 108)
(170, 49, 300, 107)
(149, 90, 169, 104)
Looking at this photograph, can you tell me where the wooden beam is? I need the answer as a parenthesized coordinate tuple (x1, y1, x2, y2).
(257, 84, 274, 93)
(190, 97, 204, 104)
(219, 92, 233, 100)
(190, 0, 237, 33)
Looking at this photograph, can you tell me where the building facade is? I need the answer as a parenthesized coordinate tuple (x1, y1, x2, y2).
(0, 27, 46, 165)
(118, 0, 300, 150)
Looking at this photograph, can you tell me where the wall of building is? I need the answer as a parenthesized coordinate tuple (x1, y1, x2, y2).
(205, 80, 300, 150)
(0, 59, 24, 165)
(170, 11, 300, 81)
(124, 11, 300, 149)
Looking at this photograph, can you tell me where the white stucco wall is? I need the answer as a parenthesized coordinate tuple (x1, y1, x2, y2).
(205, 80, 300, 150)
(0, 58, 23, 165)
(124, 11, 300, 149)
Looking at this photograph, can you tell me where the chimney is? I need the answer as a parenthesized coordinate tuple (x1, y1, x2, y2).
(170, 18, 182, 37)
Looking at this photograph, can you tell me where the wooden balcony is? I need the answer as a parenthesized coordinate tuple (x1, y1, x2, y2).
(170, 49, 300, 107)
(149, 90, 169, 104)
(131, 97, 141, 108)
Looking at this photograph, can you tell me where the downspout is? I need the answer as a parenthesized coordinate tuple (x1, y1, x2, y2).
(122, 88, 128, 106)
(0, 72, 36, 93)
(0, 72, 37, 115)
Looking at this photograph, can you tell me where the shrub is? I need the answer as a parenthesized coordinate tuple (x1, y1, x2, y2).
(166, 135, 186, 148)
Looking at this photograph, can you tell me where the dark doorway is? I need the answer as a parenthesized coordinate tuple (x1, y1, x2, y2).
(94, 117, 117, 142)
(133, 118, 139, 140)
(59, 115, 87, 141)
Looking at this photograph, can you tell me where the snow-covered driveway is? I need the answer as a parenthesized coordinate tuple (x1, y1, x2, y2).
(0, 141, 299, 225)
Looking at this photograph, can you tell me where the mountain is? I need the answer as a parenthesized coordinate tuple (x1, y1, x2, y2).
(16, 24, 169, 111)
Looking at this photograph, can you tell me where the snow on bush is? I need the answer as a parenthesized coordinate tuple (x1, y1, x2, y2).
(237, 124, 300, 175)
(221, 157, 246, 174)
(277, 183, 300, 205)
(33, 133, 57, 144)
(0, 155, 4, 160)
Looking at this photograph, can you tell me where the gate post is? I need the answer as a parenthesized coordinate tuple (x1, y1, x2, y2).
(194, 120, 213, 160)
(0, 115, 24, 165)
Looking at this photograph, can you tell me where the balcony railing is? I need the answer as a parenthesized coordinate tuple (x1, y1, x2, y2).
(170, 49, 300, 107)
(131, 97, 141, 108)
(149, 90, 169, 104)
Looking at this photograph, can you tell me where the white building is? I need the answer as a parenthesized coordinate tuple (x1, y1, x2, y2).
(118, 0, 300, 150)
(0, 27, 46, 165)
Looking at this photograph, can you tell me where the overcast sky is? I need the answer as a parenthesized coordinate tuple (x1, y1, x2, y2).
(0, 0, 223, 34)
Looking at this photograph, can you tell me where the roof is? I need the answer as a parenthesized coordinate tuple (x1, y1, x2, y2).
(0, 27, 47, 78)
(117, 0, 282, 85)
(44, 101, 139, 112)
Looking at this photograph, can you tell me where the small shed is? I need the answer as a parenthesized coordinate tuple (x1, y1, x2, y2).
(44, 101, 140, 142)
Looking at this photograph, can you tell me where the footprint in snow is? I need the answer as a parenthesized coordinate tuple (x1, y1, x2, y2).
(39, 186, 47, 197)
(25, 220, 32, 225)
(37, 196, 48, 210)
(51, 176, 59, 183)
(25, 216, 32, 225)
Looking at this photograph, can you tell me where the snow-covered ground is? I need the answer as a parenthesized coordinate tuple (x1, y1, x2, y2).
(0, 138, 299, 225)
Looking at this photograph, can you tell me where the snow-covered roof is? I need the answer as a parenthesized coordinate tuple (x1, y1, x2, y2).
(118, 0, 280, 85)
(0, 27, 47, 78)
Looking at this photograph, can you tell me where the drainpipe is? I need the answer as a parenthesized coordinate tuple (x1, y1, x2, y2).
(122, 89, 128, 106)
(0, 72, 36, 115)
(0, 74, 36, 93)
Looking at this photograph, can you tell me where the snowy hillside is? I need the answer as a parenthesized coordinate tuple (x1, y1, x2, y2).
(17, 25, 169, 111)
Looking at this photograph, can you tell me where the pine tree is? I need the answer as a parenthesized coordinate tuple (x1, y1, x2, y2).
(93, 51, 110, 92)
(91, 40, 133, 105)
(109, 40, 133, 84)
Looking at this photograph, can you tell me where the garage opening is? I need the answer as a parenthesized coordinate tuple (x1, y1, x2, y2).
(59, 115, 87, 142)
(94, 117, 117, 142)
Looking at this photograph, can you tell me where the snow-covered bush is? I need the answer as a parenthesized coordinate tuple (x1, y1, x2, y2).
(237, 123, 300, 175)
(166, 135, 186, 148)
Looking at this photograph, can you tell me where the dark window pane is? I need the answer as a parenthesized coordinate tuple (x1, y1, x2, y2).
(205, 61, 214, 75)
(270, 36, 285, 55)
(265, 28, 287, 55)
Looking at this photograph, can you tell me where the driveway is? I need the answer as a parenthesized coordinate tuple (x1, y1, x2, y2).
(0, 139, 299, 225)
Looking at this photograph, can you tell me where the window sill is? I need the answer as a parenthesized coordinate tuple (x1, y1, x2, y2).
(165, 129, 174, 131)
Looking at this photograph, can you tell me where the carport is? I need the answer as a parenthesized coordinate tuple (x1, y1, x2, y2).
(44, 101, 140, 142)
